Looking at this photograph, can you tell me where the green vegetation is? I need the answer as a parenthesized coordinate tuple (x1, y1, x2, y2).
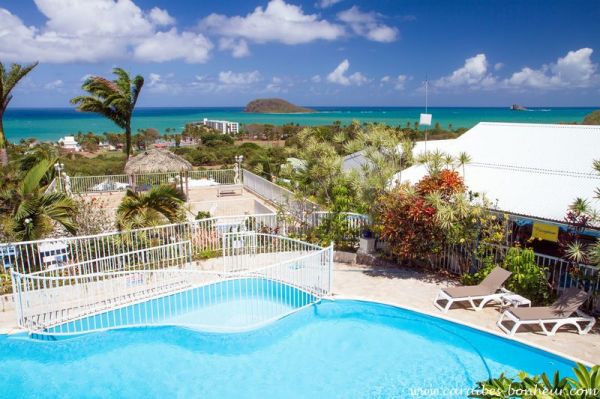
(471, 363, 599, 399)
(244, 98, 314, 113)
(116, 184, 186, 230)
(71, 67, 144, 159)
(0, 61, 38, 166)
(463, 247, 551, 304)
(62, 152, 127, 176)
(0, 158, 76, 241)
(582, 109, 600, 125)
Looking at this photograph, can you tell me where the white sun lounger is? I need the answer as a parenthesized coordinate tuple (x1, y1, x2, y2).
(433, 267, 512, 313)
(497, 288, 596, 336)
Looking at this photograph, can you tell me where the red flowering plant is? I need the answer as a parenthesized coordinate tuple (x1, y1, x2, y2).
(375, 169, 465, 264)
(375, 167, 507, 269)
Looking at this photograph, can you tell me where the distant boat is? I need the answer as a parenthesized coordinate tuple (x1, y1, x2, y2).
(510, 104, 528, 111)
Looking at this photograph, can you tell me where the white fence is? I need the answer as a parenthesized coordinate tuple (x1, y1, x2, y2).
(68, 169, 236, 193)
(241, 169, 320, 218)
(5, 214, 289, 275)
(11, 233, 333, 336)
(432, 242, 600, 307)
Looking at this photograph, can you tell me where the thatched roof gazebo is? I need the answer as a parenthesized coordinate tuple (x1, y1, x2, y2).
(124, 149, 193, 198)
(124, 149, 192, 174)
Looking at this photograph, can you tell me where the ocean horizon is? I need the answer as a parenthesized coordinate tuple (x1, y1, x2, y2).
(4, 106, 596, 143)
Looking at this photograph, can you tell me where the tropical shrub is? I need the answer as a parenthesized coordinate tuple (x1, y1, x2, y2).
(71, 195, 115, 235)
(116, 184, 186, 230)
(0, 158, 77, 240)
(415, 168, 465, 197)
(376, 185, 444, 262)
(195, 210, 211, 220)
(471, 363, 600, 399)
(462, 247, 551, 304)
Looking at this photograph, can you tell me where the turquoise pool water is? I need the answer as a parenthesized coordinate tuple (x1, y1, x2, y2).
(0, 299, 574, 398)
(47, 278, 316, 334)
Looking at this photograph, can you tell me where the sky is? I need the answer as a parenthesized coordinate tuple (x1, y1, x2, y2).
(1, 0, 599, 107)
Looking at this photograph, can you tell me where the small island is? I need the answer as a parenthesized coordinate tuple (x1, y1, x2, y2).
(244, 98, 315, 114)
(510, 104, 528, 111)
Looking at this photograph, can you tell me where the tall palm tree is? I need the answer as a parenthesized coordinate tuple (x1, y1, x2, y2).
(0, 158, 77, 240)
(116, 184, 186, 230)
(0, 62, 39, 167)
(71, 68, 144, 159)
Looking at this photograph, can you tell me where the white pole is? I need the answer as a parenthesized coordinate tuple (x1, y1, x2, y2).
(424, 78, 428, 154)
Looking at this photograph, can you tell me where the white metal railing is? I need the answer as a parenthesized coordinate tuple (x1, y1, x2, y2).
(221, 232, 322, 272)
(241, 169, 320, 217)
(6, 214, 288, 275)
(69, 169, 236, 193)
(3, 211, 367, 277)
(69, 174, 131, 193)
(309, 211, 370, 231)
(433, 242, 600, 300)
(11, 234, 333, 335)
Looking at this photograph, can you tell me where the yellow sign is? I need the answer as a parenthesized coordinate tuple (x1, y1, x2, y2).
(531, 222, 559, 242)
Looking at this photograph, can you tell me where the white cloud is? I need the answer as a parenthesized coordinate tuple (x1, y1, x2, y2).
(148, 7, 175, 26)
(337, 6, 398, 42)
(506, 48, 598, 89)
(200, 0, 344, 45)
(311, 75, 322, 83)
(44, 79, 63, 90)
(219, 38, 250, 58)
(266, 76, 287, 93)
(494, 62, 504, 71)
(134, 29, 212, 63)
(381, 74, 408, 90)
(434, 54, 496, 89)
(218, 70, 262, 86)
(0, 0, 212, 63)
(327, 59, 368, 86)
(316, 0, 343, 8)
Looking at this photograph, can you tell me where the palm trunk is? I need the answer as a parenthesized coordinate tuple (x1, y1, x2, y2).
(125, 124, 132, 159)
(0, 115, 8, 167)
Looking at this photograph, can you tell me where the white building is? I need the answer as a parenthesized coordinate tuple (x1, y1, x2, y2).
(202, 118, 239, 134)
(58, 136, 81, 152)
(392, 122, 600, 227)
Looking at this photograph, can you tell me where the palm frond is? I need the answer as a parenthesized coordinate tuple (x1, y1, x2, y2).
(19, 158, 53, 196)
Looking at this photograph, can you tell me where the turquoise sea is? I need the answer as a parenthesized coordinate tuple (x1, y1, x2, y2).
(4, 106, 596, 143)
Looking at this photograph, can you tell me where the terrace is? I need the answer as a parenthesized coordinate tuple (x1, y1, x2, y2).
(1, 149, 599, 381)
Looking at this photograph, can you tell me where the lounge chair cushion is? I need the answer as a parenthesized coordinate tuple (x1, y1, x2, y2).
(443, 285, 496, 298)
(509, 306, 572, 321)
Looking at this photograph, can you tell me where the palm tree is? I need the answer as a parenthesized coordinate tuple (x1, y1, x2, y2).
(116, 184, 186, 230)
(71, 68, 144, 159)
(0, 62, 39, 167)
(0, 158, 77, 240)
(457, 151, 472, 179)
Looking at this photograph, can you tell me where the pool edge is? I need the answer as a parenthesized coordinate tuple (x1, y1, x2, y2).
(330, 294, 596, 367)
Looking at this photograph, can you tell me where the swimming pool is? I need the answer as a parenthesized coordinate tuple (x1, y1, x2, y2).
(1, 299, 574, 398)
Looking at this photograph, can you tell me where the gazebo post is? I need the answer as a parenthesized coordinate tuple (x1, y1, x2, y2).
(185, 170, 189, 201)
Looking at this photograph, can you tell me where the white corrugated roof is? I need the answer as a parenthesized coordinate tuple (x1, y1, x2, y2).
(393, 122, 600, 223)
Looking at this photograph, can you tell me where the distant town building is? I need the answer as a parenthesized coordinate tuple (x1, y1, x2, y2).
(202, 118, 239, 134)
(58, 136, 81, 152)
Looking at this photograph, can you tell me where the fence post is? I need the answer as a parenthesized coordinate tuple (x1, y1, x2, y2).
(328, 242, 334, 295)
